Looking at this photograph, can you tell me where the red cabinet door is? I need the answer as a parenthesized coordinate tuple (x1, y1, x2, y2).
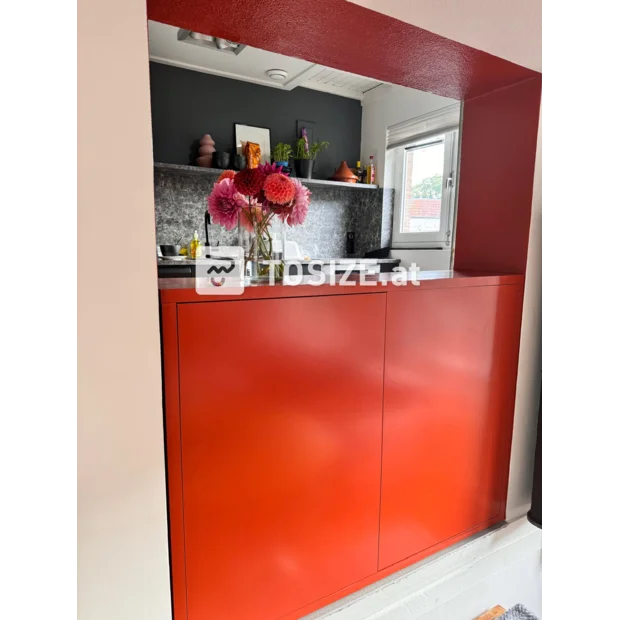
(379, 285, 522, 570)
(177, 293, 386, 620)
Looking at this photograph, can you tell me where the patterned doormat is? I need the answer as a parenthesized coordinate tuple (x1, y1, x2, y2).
(499, 604, 539, 620)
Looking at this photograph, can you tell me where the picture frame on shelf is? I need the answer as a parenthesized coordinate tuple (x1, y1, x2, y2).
(296, 120, 316, 146)
(234, 123, 271, 166)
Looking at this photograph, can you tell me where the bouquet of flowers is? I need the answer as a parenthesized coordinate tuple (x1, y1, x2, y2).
(207, 164, 311, 279)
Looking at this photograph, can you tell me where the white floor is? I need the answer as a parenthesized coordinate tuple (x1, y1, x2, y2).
(304, 517, 542, 620)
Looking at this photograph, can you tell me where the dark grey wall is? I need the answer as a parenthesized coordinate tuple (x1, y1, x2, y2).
(149, 62, 362, 180)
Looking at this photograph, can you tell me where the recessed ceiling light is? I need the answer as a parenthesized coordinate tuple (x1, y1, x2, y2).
(266, 69, 288, 82)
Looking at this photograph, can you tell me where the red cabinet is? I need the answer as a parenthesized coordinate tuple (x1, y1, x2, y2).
(175, 294, 386, 620)
(379, 285, 523, 569)
(160, 276, 524, 619)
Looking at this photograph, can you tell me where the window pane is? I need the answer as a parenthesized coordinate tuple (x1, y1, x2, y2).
(401, 140, 444, 234)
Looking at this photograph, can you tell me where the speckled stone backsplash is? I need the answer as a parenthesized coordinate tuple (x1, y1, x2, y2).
(154, 164, 393, 258)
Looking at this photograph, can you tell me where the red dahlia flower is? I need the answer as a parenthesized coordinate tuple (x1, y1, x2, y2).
(234, 167, 266, 198)
(216, 170, 235, 183)
(263, 173, 296, 205)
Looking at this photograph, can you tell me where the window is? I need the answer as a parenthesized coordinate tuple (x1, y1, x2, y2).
(386, 104, 461, 249)
(391, 131, 458, 248)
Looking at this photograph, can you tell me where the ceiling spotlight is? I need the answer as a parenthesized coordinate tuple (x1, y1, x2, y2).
(266, 69, 288, 82)
(177, 30, 246, 55)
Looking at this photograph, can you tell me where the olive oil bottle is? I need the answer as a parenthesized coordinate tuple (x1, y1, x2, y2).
(190, 230, 202, 259)
(354, 160, 363, 183)
(365, 156, 376, 185)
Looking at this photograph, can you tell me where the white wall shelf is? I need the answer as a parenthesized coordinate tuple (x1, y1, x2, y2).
(154, 162, 379, 190)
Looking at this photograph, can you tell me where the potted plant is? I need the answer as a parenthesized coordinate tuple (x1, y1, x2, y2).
(293, 130, 329, 179)
(272, 143, 293, 167)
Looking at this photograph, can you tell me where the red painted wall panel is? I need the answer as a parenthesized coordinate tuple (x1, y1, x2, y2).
(146, 0, 537, 101)
(455, 77, 542, 273)
(379, 285, 523, 569)
(176, 294, 386, 620)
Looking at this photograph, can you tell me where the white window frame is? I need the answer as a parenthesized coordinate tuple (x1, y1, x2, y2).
(391, 130, 459, 249)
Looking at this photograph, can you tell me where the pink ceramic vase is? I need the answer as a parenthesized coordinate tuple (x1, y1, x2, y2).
(197, 134, 215, 167)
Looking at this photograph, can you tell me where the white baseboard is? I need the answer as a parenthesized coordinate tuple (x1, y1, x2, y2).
(303, 517, 542, 620)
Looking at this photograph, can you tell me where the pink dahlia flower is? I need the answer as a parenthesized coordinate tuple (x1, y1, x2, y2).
(258, 162, 288, 176)
(286, 179, 311, 226)
(207, 178, 246, 230)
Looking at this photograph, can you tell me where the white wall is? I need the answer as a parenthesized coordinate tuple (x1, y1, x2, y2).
(77, 0, 172, 618)
(360, 84, 457, 187)
(506, 109, 542, 520)
(347, 0, 541, 72)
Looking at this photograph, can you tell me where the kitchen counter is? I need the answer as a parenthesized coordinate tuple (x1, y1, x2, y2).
(157, 257, 400, 266)
(159, 270, 524, 303)
(157, 257, 402, 278)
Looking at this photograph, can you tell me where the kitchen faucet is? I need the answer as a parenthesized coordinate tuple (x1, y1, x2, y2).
(204, 210, 211, 247)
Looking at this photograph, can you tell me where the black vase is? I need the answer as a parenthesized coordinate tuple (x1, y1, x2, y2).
(294, 159, 314, 179)
(213, 151, 230, 169)
(233, 154, 246, 170)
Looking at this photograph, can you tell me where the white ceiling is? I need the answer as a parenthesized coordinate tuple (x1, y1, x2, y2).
(147, 21, 384, 100)
(346, 0, 541, 72)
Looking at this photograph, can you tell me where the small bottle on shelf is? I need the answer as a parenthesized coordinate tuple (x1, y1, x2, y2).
(354, 160, 363, 183)
(365, 156, 376, 185)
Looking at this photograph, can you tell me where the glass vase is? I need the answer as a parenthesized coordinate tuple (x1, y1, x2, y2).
(238, 213, 284, 282)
